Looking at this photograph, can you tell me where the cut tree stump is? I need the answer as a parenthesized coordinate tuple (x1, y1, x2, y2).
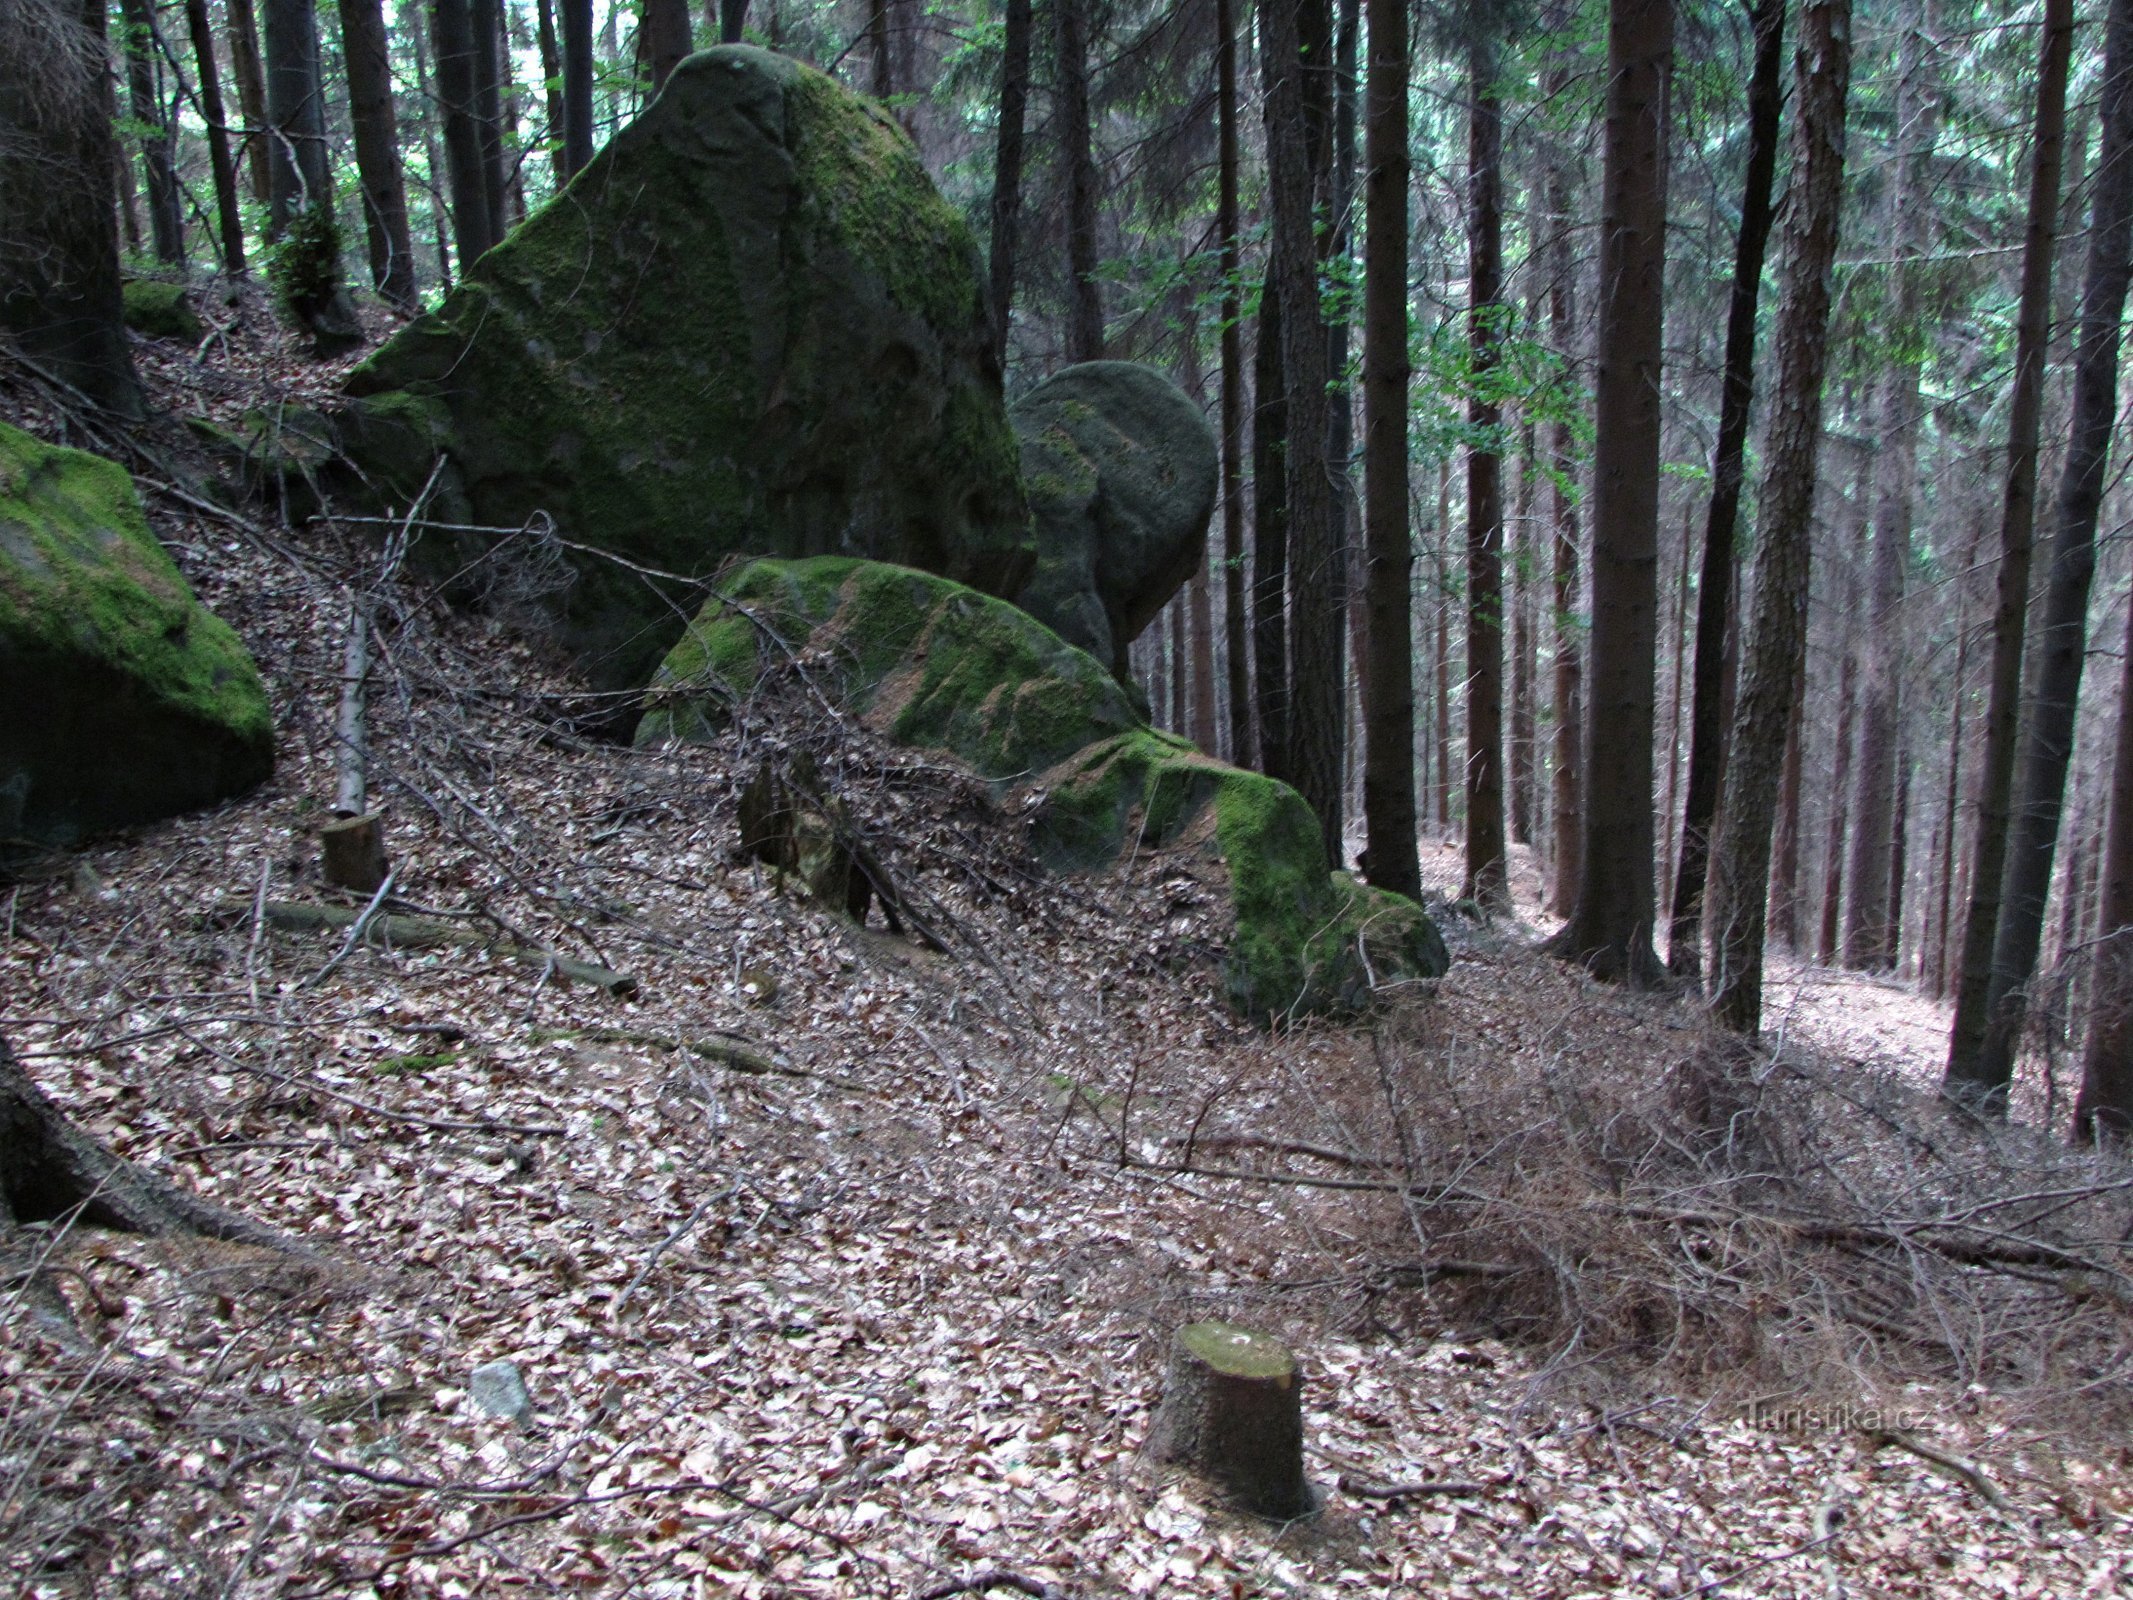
(1147, 1321, 1314, 1518)
(321, 810, 390, 893)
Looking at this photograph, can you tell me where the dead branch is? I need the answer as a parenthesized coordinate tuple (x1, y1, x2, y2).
(263, 900, 637, 996)
(1866, 1428, 2014, 1515)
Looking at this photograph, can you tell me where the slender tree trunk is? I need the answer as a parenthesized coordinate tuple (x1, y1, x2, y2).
(558, 0, 594, 178)
(227, 0, 272, 202)
(1705, 0, 1853, 1034)
(119, 0, 185, 263)
(1436, 458, 1454, 831)
(986, 0, 1032, 367)
(1510, 431, 1538, 848)
(265, 0, 363, 346)
(2076, 592, 2133, 1140)
(499, 2, 530, 223)
(1546, 0, 1674, 983)
(537, 0, 566, 180)
(1951, 0, 2133, 1111)
(1662, 505, 1692, 893)
(1359, 0, 1417, 900)
(185, 0, 247, 273)
(1058, 0, 1103, 361)
(1665, 0, 1785, 973)
(1770, 657, 1806, 946)
(1253, 271, 1290, 785)
(1929, 526, 1980, 995)
(1218, 0, 1249, 767)
(432, 0, 497, 266)
(1819, 631, 1858, 963)
(641, 0, 691, 91)
(405, 0, 454, 286)
(1545, 102, 1583, 918)
(469, 0, 509, 240)
(340, 0, 420, 309)
(1944, 0, 2072, 1085)
(1463, 38, 1509, 908)
(1889, 752, 1912, 971)
(719, 0, 746, 42)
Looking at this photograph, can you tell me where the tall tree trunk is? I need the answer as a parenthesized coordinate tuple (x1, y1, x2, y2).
(405, 0, 454, 287)
(1769, 656, 1806, 946)
(499, 0, 531, 222)
(265, 0, 363, 348)
(1545, 0, 1674, 983)
(537, 0, 567, 181)
(227, 0, 272, 201)
(1436, 458, 1454, 830)
(719, 0, 746, 42)
(1819, 628, 1858, 963)
(2075, 592, 2133, 1141)
(1545, 94, 1583, 918)
(1510, 430, 1538, 848)
(559, 0, 594, 178)
(185, 0, 248, 273)
(1842, 0, 1937, 972)
(119, 0, 185, 263)
(0, 0, 142, 415)
(340, 0, 420, 309)
(432, 0, 497, 266)
(1888, 751, 1912, 971)
(1253, 271, 1290, 785)
(469, 0, 510, 240)
(1665, 0, 1785, 974)
(1463, 37, 1509, 908)
(1661, 504, 1692, 896)
(986, 0, 1031, 367)
(1058, 0, 1102, 361)
(641, 0, 691, 91)
(1950, 0, 2133, 1111)
(1928, 524, 1980, 995)
(1218, 0, 1249, 767)
(1705, 0, 1853, 1034)
(1359, 0, 1417, 900)
(1944, 0, 2072, 1086)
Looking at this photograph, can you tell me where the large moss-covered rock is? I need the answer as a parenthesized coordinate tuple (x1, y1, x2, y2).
(0, 423, 273, 853)
(638, 557, 1445, 1020)
(1012, 362, 1218, 675)
(336, 46, 1030, 690)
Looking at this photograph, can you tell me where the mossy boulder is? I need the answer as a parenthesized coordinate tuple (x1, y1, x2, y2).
(335, 45, 1030, 691)
(120, 278, 204, 341)
(1011, 361, 1218, 676)
(638, 556, 1445, 1020)
(0, 422, 273, 854)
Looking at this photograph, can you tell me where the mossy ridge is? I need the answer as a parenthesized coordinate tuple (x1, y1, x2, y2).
(0, 423, 273, 850)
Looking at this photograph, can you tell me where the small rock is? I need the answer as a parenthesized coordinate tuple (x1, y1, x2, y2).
(467, 1359, 532, 1425)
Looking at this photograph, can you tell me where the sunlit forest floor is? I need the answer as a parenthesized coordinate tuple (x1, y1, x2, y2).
(4, 303, 2131, 1597)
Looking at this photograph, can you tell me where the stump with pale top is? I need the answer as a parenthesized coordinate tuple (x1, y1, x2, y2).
(1147, 1321, 1313, 1518)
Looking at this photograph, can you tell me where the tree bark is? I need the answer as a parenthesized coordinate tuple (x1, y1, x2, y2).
(1463, 38, 1509, 909)
(537, 0, 567, 181)
(1545, 0, 1674, 983)
(264, 0, 363, 348)
(432, 0, 497, 266)
(339, 0, 420, 309)
(1664, 0, 1785, 975)
(1544, 91, 1583, 918)
(1769, 654, 1806, 946)
(559, 0, 594, 178)
(185, 0, 248, 274)
(1435, 460, 1454, 830)
(1510, 431, 1537, 849)
(1253, 270, 1290, 785)
(226, 0, 272, 202)
(640, 0, 690, 91)
(1943, 0, 2072, 1086)
(1950, 0, 2133, 1112)
(469, 0, 510, 240)
(986, 0, 1031, 367)
(1147, 1322, 1311, 1519)
(1057, 0, 1102, 361)
(2075, 591, 2133, 1141)
(404, 0, 454, 286)
(1218, 0, 1249, 766)
(1704, 0, 1853, 1034)
(0, 0, 141, 416)
(719, 0, 746, 43)
(118, 0, 185, 264)
(1818, 610, 1858, 964)
(1359, 0, 1417, 900)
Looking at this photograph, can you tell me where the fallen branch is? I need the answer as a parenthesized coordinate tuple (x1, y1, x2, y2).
(530, 1024, 806, 1079)
(1866, 1429, 2013, 1515)
(916, 1574, 1056, 1600)
(1337, 1474, 1491, 1501)
(263, 901, 637, 996)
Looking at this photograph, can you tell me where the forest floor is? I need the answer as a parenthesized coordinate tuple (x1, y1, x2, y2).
(5, 302, 2133, 1598)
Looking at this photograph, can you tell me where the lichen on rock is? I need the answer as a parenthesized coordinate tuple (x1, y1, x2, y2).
(0, 422, 273, 854)
(639, 556, 1446, 1021)
(333, 46, 1030, 692)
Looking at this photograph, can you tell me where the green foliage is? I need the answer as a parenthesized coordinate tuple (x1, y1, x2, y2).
(268, 204, 343, 322)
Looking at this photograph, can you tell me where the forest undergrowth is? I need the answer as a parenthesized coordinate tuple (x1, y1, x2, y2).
(3, 307, 2132, 1597)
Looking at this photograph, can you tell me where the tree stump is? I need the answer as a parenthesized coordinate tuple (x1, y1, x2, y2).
(321, 810, 390, 893)
(1147, 1321, 1313, 1518)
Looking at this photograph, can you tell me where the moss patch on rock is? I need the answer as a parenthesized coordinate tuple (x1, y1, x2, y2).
(335, 46, 1029, 692)
(640, 557, 1445, 1021)
(0, 422, 273, 853)
(120, 278, 204, 341)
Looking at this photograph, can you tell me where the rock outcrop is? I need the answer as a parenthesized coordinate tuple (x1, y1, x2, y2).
(336, 46, 1030, 691)
(0, 422, 272, 854)
(637, 557, 1446, 1020)
(1011, 361, 1218, 675)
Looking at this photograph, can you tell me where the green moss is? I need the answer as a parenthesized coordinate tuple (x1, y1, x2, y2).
(121, 278, 203, 341)
(1176, 1321, 1295, 1382)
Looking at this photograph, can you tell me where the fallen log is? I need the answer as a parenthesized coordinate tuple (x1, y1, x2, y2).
(263, 901, 637, 996)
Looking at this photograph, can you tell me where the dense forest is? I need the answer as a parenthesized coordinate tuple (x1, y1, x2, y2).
(11, 0, 2133, 1587)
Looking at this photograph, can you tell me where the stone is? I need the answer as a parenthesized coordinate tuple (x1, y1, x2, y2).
(467, 1358, 532, 1425)
(637, 556, 1447, 1021)
(0, 422, 273, 856)
(120, 278, 204, 342)
(334, 45, 1029, 692)
(1011, 361, 1218, 675)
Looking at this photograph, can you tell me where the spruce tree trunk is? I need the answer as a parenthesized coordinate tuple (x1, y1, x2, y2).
(1950, 0, 2133, 1111)
(1818, 630, 1857, 963)
(1218, 0, 1249, 767)
(226, 0, 272, 202)
(537, 0, 567, 182)
(2075, 591, 2133, 1141)
(1058, 0, 1103, 362)
(1544, 88, 1583, 918)
(719, 0, 747, 43)
(469, 0, 510, 241)
(1545, 0, 1674, 983)
(1769, 659, 1806, 946)
(432, 0, 497, 267)
(1359, 0, 1417, 900)
(118, 0, 185, 264)
(340, 0, 420, 309)
(1510, 428, 1538, 849)
(0, 0, 142, 415)
(185, 0, 248, 275)
(405, 0, 454, 285)
(1435, 463, 1454, 830)
(641, 0, 691, 91)
(1705, 0, 1853, 1034)
(1463, 38, 1509, 908)
(1253, 274, 1290, 785)
(986, 0, 1031, 366)
(1944, 0, 2072, 1086)
(1665, 0, 1785, 975)
(559, 0, 593, 177)
(264, 0, 363, 349)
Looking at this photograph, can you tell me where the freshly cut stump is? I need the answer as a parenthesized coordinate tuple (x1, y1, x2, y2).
(321, 810, 390, 893)
(1147, 1321, 1313, 1518)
